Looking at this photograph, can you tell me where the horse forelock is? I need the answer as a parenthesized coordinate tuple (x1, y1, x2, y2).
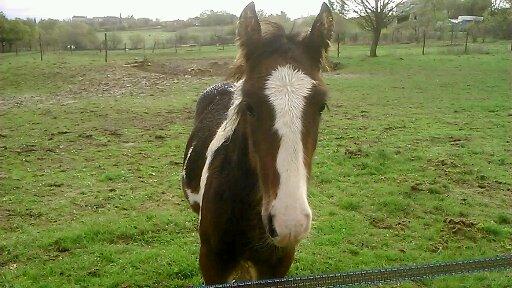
(228, 21, 307, 81)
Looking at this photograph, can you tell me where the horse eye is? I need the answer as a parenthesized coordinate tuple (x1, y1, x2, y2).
(319, 103, 327, 114)
(246, 103, 256, 118)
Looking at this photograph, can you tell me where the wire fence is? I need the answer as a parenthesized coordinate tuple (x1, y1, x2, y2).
(202, 254, 512, 288)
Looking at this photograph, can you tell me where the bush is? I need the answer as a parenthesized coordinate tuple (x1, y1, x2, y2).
(128, 33, 145, 49)
(107, 32, 123, 49)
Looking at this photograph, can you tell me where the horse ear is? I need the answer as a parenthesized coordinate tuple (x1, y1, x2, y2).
(236, 2, 262, 53)
(304, 3, 334, 64)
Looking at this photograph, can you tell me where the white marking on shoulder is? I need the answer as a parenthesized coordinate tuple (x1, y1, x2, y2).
(182, 144, 194, 179)
(186, 189, 201, 205)
(265, 65, 314, 239)
(198, 80, 244, 211)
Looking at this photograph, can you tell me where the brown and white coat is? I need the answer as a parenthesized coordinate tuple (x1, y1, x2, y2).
(181, 2, 333, 284)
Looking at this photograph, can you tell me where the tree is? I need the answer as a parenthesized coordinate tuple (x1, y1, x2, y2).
(328, 0, 349, 17)
(108, 32, 123, 49)
(175, 31, 190, 45)
(57, 22, 99, 50)
(4, 20, 31, 52)
(484, 6, 512, 39)
(262, 11, 293, 30)
(462, 0, 492, 15)
(413, 0, 447, 51)
(350, 0, 404, 57)
(327, 1, 350, 44)
(198, 10, 237, 26)
(0, 12, 8, 52)
(19, 19, 37, 50)
(129, 33, 145, 49)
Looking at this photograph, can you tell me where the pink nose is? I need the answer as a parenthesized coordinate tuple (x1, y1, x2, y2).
(267, 212, 311, 247)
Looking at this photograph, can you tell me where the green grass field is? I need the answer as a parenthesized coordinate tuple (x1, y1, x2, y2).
(0, 41, 511, 287)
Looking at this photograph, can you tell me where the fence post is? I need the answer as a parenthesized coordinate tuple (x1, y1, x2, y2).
(422, 30, 426, 55)
(104, 32, 108, 62)
(337, 33, 340, 58)
(464, 31, 469, 54)
(15, 44, 18, 56)
(39, 33, 43, 61)
(152, 41, 156, 53)
(124, 42, 127, 53)
(174, 42, 177, 53)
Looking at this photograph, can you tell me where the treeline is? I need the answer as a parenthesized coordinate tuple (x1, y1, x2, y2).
(0, 0, 510, 53)
(328, 0, 511, 46)
(389, 0, 512, 43)
(0, 13, 99, 52)
(0, 9, 309, 52)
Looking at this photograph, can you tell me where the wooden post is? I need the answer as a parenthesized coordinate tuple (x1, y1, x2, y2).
(464, 31, 469, 54)
(337, 33, 340, 58)
(422, 30, 426, 55)
(124, 42, 127, 53)
(15, 44, 18, 56)
(39, 33, 43, 61)
(174, 42, 177, 53)
(152, 41, 156, 53)
(104, 32, 108, 62)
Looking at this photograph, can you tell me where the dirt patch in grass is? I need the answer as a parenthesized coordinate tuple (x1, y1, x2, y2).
(369, 216, 410, 231)
(443, 217, 477, 235)
(2, 59, 223, 108)
(345, 147, 367, 158)
(131, 58, 233, 78)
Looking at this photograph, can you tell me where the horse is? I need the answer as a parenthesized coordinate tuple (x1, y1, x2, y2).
(182, 2, 333, 284)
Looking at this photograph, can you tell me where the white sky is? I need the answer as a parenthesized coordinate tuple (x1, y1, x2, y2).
(0, 0, 326, 20)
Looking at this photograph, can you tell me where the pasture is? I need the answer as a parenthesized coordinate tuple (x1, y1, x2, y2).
(0, 42, 511, 287)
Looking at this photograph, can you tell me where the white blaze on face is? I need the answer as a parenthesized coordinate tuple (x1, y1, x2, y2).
(265, 65, 315, 244)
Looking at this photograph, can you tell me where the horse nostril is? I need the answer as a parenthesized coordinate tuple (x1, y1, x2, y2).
(267, 213, 278, 238)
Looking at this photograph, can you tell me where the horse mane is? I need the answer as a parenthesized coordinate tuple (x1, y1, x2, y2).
(228, 21, 306, 81)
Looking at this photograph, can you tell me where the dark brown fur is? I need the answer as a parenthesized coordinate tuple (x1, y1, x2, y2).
(182, 2, 333, 284)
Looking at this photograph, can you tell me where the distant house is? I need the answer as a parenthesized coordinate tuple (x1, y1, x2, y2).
(188, 17, 201, 26)
(449, 16, 483, 27)
(72, 16, 88, 22)
(92, 16, 119, 22)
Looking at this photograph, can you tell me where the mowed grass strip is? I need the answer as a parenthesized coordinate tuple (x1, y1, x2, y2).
(0, 42, 511, 287)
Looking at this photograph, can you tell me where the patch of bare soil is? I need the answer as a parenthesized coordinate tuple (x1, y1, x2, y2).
(54, 65, 174, 100)
(55, 58, 235, 101)
(4, 58, 235, 109)
(370, 217, 409, 231)
(443, 217, 477, 235)
(345, 147, 367, 158)
(130, 57, 233, 78)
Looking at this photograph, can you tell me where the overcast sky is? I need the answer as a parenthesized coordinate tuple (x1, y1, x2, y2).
(0, 0, 326, 20)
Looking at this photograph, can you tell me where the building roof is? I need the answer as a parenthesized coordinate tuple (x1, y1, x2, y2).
(449, 16, 484, 24)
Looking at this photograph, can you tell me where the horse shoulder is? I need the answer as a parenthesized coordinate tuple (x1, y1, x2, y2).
(182, 83, 235, 213)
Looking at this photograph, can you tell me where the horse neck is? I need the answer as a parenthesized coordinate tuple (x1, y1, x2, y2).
(226, 118, 261, 201)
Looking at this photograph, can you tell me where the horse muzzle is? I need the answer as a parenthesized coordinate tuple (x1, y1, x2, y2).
(265, 207, 312, 247)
